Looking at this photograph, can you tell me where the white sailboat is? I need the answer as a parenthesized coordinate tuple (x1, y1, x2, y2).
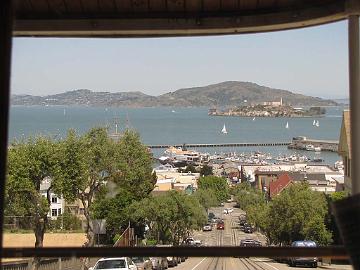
(252, 117, 256, 121)
(313, 120, 316, 126)
(315, 120, 320, 127)
(221, 124, 228, 134)
(285, 122, 289, 129)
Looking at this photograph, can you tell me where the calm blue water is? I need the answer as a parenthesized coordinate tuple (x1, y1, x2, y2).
(9, 106, 347, 165)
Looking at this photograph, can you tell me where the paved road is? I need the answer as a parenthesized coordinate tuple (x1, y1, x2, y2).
(173, 203, 353, 270)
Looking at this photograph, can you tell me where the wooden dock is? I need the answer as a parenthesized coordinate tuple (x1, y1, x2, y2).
(147, 142, 291, 149)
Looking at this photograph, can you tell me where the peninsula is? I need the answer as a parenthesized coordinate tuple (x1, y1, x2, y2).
(11, 81, 337, 107)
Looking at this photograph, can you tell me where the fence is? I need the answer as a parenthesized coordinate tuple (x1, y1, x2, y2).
(2, 258, 99, 270)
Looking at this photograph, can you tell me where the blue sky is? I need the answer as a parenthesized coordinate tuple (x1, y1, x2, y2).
(11, 20, 348, 99)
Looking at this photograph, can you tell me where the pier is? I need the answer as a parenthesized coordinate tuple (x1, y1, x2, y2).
(288, 136, 339, 152)
(147, 142, 291, 149)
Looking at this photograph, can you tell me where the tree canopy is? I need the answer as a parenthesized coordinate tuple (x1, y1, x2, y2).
(244, 183, 332, 246)
(128, 191, 206, 245)
(197, 176, 229, 202)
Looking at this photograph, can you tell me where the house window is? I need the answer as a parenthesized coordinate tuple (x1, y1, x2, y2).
(51, 209, 58, 217)
(51, 196, 58, 203)
(58, 208, 62, 216)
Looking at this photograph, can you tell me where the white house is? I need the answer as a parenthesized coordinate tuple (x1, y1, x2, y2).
(40, 177, 65, 220)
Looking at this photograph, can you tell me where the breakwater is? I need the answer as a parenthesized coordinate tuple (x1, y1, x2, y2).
(288, 137, 339, 152)
(148, 142, 291, 149)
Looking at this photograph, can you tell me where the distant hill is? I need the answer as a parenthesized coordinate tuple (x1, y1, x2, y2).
(11, 81, 337, 107)
(331, 98, 349, 105)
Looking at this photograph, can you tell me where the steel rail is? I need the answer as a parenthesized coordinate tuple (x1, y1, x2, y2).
(2, 246, 348, 259)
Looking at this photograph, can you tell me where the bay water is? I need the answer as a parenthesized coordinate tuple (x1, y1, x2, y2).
(9, 105, 347, 165)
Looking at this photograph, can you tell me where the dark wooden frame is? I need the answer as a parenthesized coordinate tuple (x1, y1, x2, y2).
(1, 0, 358, 263)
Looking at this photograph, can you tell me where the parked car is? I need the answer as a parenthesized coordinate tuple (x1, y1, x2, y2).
(217, 221, 225, 230)
(184, 237, 202, 246)
(239, 239, 262, 247)
(211, 217, 221, 224)
(166, 257, 178, 267)
(90, 257, 137, 270)
(288, 241, 318, 268)
(131, 257, 152, 270)
(244, 225, 253, 233)
(208, 212, 215, 220)
(149, 257, 168, 270)
(203, 223, 212, 231)
(239, 219, 247, 226)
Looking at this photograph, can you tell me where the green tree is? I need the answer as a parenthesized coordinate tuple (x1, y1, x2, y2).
(6, 137, 61, 269)
(111, 130, 156, 200)
(193, 189, 219, 213)
(232, 183, 265, 211)
(91, 130, 156, 241)
(49, 209, 82, 231)
(6, 137, 59, 247)
(200, 165, 213, 176)
(325, 191, 348, 244)
(197, 176, 229, 202)
(129, 191, 206, 245)
(267, 183, 332, 245)
(178, 165, 197, 174)
(54, 128, 116, 247)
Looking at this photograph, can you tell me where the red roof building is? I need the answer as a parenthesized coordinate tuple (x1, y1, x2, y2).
(269, 173, 292, 199)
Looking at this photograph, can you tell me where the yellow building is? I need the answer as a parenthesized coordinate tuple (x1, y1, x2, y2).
(338, 110, 351, 191)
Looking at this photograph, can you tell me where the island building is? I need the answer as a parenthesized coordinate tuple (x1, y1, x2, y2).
(338, 110, 352, 192)
(262, 98, 283, 107)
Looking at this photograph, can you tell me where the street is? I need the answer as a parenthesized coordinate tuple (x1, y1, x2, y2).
(172, 203, 353, 270)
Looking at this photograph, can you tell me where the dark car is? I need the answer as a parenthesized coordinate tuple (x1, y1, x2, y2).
(208, 212, 215, 220)
(239, 239, 262, 247)
(288, 241, 318, 268)
(217, 221, 225, 230)
(244, 225, 253, 233)
(239, 219, 247, 226)
(166, 256, 178, 267)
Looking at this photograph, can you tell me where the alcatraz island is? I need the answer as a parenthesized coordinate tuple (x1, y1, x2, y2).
(208, 98, 326, 117)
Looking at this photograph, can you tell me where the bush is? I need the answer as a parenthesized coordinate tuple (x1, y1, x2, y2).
(48, 209, 82, 231)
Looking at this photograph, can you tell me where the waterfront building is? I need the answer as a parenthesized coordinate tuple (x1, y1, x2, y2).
(241, 164, 342, 194)
(154, 170, 200, 192)
(338, 110, 352, 192)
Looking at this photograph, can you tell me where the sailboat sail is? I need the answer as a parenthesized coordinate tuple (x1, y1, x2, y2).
(315, 120, 320, 127)
(313, 120, 316, 126)
(285, 122, 289, 129)
(221, 124, 228, 134)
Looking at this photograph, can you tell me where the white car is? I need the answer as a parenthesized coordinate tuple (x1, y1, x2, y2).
(224, 208, 233, 214)
(90, 257, 138, 270)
